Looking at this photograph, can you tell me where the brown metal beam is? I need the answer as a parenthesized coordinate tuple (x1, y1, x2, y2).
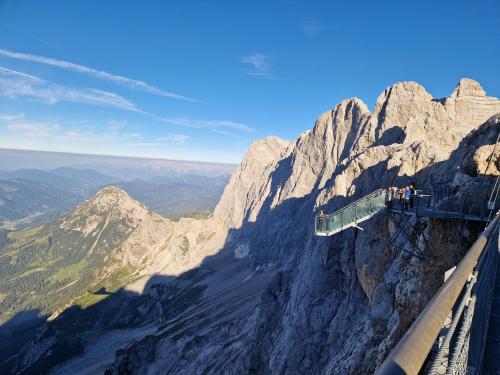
(375, 213, 500, 375)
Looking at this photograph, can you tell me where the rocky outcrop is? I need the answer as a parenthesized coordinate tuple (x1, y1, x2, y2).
(213, 136, 290, 228)
(444, 78, 500, 133)
(457, 114, 500, 177)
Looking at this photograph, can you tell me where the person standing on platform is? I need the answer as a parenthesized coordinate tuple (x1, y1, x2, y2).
(404, 186, 411, 210)
(400, 187, 407, 210)
(409, 183, 416, 209)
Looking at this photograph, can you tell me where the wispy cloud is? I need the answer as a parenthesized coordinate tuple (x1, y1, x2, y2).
(1, 113, 191, 147)
(0, 67, 254, 134)
(302, 20, 324, 36)
(2, 114, 96, 143)
(123, 132, 142, 140)
(153, 116, 254, 132)
(5, 116, 60, 138)
(241, 53, 272, 78)
(0, 66, 140, 112)
(0, 113, 24, 122)
(0, 48, 196, 101)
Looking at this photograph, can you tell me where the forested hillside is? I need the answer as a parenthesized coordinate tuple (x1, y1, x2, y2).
(0, 187, 170, 325)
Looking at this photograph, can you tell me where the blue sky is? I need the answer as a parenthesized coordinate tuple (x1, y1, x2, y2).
(0, 0, 499, 163)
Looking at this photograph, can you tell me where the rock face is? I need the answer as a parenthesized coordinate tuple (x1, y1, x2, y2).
(9, 79, 500, 374)
(102, 79, 499, 374)
(213, 136, 290, 228)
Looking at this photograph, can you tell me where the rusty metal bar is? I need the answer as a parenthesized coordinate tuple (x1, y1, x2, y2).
(375, 212, 500, 375)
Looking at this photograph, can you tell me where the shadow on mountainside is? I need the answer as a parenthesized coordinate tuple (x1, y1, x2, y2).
(0, 309, 48, 370)
(0, 229, 265, 374)
(0, 274, 176, 375)
(0, 262, 231, 374)
(2, 118, 499, 374)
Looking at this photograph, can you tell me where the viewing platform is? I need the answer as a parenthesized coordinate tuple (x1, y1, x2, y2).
(315, 188, 496, 237)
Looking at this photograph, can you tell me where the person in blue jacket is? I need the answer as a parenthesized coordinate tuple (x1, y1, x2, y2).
(404, 186, 412, 210)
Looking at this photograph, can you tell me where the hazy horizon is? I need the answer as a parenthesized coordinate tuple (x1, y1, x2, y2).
(0, 147, 236, 179)
(0, 146, 238, 167)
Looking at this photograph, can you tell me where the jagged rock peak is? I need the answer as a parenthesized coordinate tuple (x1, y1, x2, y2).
(315, 97, 369, 128)
(374, 81, 432, 111)
(217, 78, 499, 227)
(244, 136, 290, 159)
(451, 78, 486, 97)
(334, 97, 369, 114)
(213, 136, 290, 228)
(444, 78, 500, 132)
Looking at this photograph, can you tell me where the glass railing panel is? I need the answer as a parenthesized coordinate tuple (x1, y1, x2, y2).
(341, 206, 356, 225)
(371, 193, 387, 211)
(316, 217, 326, 233)
(316, 214, 342, 233)
(330, 215, 341, 233)
(355, 200, 372, 218)
(316, 190, 389, 234)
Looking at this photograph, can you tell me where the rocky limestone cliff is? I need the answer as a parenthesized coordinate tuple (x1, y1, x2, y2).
(10, 79, 499, 375)
(103, 79, 500, 375)
(213, 136, 291, 228)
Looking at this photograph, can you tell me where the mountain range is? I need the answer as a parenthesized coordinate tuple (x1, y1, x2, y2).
(1, 78, 499, 374)
(0, 168, 230, 230)
(0, 149, 236, 180)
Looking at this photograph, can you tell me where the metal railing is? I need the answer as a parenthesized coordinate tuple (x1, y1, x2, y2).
(316, 187, 499, 237)
(375, 212, 500, 375)
(315, 189, 388, 236)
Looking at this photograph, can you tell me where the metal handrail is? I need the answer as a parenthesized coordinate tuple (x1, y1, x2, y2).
(315, 189, 389, 235)
(375, 212, 500, 375)
(320, 189, 387, 220)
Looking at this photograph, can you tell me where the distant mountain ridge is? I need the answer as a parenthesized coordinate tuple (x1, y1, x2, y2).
(0, 167, 230, 229)
(0, 149, 236, 179)
(116, 174, 228, 219)
(0, 168, 117, 229)
(0, 167, 116, 187)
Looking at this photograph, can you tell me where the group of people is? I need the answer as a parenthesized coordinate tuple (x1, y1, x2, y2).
(388, 184, 417, 210)
(399, 183, 416, 210)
